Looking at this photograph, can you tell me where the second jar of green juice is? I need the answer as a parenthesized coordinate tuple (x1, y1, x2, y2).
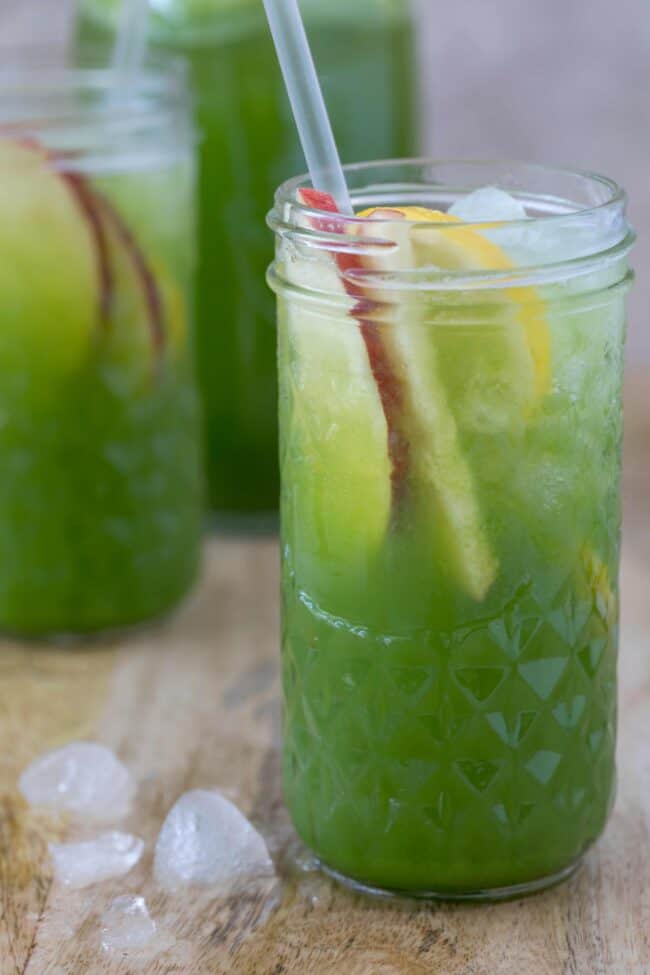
(0, 65, 202, 637)
(74, 0, 419, 523)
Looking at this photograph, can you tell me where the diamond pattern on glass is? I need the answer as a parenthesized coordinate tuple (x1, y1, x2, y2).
(282, 562, 618, 890)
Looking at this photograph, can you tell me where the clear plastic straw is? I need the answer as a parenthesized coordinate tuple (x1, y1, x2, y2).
(262, 0, 352, 214)
(112, 0, 150, 86)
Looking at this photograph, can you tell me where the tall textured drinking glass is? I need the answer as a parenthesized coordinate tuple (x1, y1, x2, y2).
(0, 65, 203, 638)
(268, 160, 634, 899)
(74, 0, 419, 522)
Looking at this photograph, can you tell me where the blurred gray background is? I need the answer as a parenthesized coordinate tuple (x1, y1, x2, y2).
(2, 0, 648, 363)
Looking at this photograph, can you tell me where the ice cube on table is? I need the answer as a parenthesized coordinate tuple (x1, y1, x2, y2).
(101, 895, 157, 952)
(449, 186, 528, 223)
(154, 790, 273, 891)
(49, 832, 144, 889)
(19, 742, 135, 821)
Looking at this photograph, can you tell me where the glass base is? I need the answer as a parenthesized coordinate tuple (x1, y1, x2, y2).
(320, 856, 582, 903)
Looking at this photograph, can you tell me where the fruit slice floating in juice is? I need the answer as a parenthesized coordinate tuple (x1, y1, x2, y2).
(281, 196, 392, 583)
(297, 192, 551, 601)
(0, 139, 100, 379)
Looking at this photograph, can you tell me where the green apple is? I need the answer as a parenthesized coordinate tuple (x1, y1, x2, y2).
(0, 139, 99, 381)
(356, 207, 498, 601)
(280, 249, 392, 586)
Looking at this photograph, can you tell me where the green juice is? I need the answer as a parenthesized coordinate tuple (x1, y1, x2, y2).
(271, 165, 633, 897)
(74, 0, 418, 518)
(0, 91, 202, 636)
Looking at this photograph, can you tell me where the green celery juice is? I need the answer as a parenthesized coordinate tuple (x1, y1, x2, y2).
(269, 162, 634, 898)
(0, 71, 202, 636)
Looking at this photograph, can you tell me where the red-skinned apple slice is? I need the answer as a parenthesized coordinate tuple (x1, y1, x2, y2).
(280, 198, 391, 596)
(0, 138, 99, 379)
(63, 172, 166, 365)
(0, 136, 169, 379)
(62, 171, 114, 323)
(97, 193, 166, 359)
(357, 206, 498, 600)
(299, 188, 410, 512)
(298, 190, 497, 601)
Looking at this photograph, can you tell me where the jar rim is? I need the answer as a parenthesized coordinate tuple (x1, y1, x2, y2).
(275, 157, 627, 224)
(0, 59, 193, 172)
(268, 158, 634, 289)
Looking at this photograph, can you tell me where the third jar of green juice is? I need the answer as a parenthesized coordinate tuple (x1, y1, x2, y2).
(74, 0, 418, 522)
(268, 160, 634, 899)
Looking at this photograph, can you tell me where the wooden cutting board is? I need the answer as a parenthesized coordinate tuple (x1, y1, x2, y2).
(0, 373, 648, 975)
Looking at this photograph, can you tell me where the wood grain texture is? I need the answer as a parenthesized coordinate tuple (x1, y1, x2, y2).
(0, 372, 648, 975)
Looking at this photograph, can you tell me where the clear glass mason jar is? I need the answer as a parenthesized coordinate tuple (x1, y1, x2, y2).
(73, 0, 419, 523)
(0, 64, 203, 638)
(268, 159, 635, 899)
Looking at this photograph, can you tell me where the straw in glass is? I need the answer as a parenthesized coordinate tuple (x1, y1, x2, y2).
(262, 0, 352, 214)
(112, 0, 151, 86)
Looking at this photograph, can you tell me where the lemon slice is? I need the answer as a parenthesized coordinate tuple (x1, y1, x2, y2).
(360, 206, 551, 423)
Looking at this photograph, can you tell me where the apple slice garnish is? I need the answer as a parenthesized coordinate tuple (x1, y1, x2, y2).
(0, 138, 100, 377)
(0, 135, 170, 379)
(61, 171, 114, 323)
(95, 191, 166, 363)
(355, 206, 499, 601)
(298, 188, 410, 513)
(63, 172, 166, 369)
(297, 191, 498, 601)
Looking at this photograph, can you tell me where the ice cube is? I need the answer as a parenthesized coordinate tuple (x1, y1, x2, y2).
(153, 790, 273, 891)
(449, 186, 528, 223)
(49, 832, 144, 889)
(101, 895, 157, 952)
(449, 185, 625, 270)
(19, 742, 135, 820)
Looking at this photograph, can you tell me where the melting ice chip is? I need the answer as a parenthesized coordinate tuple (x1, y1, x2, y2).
(153, 789, 273, 890)
(49, 832, 144, 889)
(101, 895, 157, 952)
(19, 742, 135, 820)
(449, 186, 528, 223)
(450, 186, 618, 266)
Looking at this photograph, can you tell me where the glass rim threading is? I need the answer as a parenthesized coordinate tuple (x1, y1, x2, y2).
(0, 61, 194, 172)
(268, 158, 635, 293)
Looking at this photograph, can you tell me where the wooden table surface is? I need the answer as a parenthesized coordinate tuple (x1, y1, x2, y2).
(0, 373, 648, 975)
